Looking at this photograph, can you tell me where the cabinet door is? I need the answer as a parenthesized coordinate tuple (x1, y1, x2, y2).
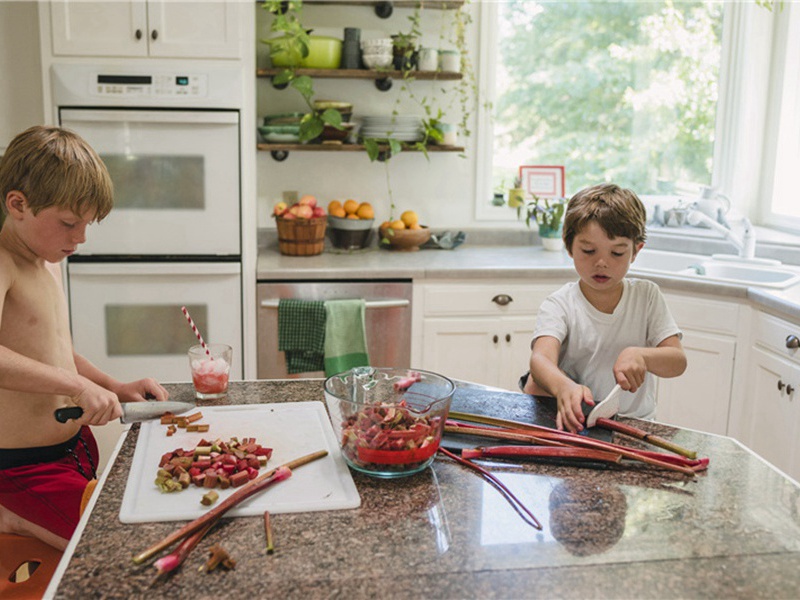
(147, 0, 242, 59)
(421, 318, 500, 388)
(747, 347, 800, 479)
(51, 0, 148, 57)
(655, 329, 735, 435)
(499, 317, 536, 392)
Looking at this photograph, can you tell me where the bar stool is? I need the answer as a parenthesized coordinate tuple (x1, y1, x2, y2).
(0, 533, 63, 599)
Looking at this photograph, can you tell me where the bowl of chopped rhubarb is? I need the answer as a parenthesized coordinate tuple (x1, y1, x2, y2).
(324, 367, 455, 478)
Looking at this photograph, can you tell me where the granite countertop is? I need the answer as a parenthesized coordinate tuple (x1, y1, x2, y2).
(50, 380, 800, 599)
(257, 243, 800, 323)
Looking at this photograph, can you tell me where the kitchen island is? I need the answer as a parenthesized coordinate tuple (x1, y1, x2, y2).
(50, 380, 800, 599)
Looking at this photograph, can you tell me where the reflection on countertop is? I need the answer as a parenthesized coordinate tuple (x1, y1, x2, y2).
(52, 380, 800, 599)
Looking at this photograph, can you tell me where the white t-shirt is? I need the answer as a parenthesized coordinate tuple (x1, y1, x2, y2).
(532, 278, 681, 420)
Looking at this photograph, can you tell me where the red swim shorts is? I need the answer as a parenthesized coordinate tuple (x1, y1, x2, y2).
(0, 426, 99, 541)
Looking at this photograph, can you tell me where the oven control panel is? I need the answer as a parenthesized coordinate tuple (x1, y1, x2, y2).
(93, 73, 208, 99)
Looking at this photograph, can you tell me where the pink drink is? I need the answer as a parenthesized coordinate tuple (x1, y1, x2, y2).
(188, 343, 232, 399)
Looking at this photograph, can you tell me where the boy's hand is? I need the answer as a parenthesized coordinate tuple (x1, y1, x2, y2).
(72, 377, 123, 426)
(556, 383, 594, 433)
(614, 347, 648, 392)
(114, 379, 170, 404)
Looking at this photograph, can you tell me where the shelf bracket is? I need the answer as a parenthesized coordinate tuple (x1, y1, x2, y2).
(375, 77, 393, 92)
(270, 77, 289, 91)
(270, 150, 289, 162)
(374, 2, 393, 18)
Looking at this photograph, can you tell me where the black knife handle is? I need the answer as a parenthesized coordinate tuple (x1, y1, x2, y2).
(55, 406, 84, 423)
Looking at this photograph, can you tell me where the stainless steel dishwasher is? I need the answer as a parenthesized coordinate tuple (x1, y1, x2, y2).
(257, 280, 413, 378)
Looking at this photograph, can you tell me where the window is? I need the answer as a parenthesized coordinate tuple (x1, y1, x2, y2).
(477, 1, 795, 235)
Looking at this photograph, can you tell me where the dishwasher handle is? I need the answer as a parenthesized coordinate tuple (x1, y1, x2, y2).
(260, 299, 410, 309)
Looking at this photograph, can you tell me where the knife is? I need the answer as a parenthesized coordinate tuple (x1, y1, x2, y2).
(55, 400, 195, 424)
(585, 384, 622, 428)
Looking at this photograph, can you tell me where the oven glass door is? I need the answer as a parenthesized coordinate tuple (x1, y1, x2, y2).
(59, 108, 240, 256)
(67, 261, 242, 383)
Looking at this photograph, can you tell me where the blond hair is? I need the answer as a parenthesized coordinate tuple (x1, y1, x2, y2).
(563, 183, 647, 252)
(0, 125, 113, 220)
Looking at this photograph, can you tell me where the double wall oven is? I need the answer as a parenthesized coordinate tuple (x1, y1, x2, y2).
(51, 63, 243, 383)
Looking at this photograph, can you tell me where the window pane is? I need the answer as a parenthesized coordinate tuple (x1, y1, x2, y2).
(491, 1, 723, 199)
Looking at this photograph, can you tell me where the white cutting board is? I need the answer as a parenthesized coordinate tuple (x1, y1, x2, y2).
(119, 402, 360, 523)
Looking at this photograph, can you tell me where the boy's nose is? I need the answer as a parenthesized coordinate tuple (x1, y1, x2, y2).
(73, 225, 88, 244)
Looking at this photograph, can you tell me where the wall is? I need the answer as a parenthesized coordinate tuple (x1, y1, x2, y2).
(0, 0, 44, 153)
(255, 3, 487, 230)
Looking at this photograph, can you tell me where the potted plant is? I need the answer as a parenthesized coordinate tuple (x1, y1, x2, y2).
(520, 195, 567, 251)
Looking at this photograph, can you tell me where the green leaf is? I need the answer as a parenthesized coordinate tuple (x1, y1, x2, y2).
(364, 138, 380, 162)
(272, 69, 293, 86)
(388, 139, 403, 157)
(299, 116, 324, 142)
(321, 108, 342, 128)
(290, 75, 315, 100)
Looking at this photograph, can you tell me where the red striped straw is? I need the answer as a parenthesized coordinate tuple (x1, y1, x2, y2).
(181, 306, 211, 357)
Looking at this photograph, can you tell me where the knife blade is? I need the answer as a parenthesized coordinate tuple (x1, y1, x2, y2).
(55, 400, 195, 424)
(585, 384, 622, 428)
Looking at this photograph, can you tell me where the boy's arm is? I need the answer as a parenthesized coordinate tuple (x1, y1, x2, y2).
(73, 351, 169, 403)
(530, 336, 594, 433)
(614, 335, 687, 392)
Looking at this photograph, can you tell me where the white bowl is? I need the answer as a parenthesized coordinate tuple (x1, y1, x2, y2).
(363, 54, 393, 69)
(361, 38, 393, 50)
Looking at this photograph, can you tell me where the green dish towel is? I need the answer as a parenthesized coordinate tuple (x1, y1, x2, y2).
(324, 299, 370, 377)
(278, 299, 326, 374)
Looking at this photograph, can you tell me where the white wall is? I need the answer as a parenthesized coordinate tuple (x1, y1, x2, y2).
(0, 0, 44, 154)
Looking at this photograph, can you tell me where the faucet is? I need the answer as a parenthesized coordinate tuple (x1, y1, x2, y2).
(686, 210, 756, 260)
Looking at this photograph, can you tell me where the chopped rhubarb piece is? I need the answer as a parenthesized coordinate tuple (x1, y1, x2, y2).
(247, 457, 260, 469)
(203, 473, 219, 489)
(191, 474, 206, 487)
(160, 412, 176, 425)
(229, 470, 249, 488)
(186, 411, 203, 423)
(254, 447, 273, 458)
(201, 490, 219, 506)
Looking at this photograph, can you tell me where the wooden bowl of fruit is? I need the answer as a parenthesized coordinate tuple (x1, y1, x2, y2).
(379, 223, 431, 251)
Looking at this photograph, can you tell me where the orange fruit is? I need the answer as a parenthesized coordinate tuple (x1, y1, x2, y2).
(330, 206, 346, 218)
(343, 199, 359, 215)
(400, 210, 418, 228)
(409, 222, 422, 230)
(346, 213, 360, 219)
(380, 220, 391, 230)
(356, 202, 374, 220)
(389, 219, 406, 230)
(328, 200, 343, 213)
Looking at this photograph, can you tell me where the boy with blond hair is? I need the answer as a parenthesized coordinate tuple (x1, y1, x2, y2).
(523, 183, 687, 433)
(0, 126, 168, 549)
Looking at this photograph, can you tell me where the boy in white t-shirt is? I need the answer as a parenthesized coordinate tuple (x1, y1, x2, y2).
(522, 183, 686, 433)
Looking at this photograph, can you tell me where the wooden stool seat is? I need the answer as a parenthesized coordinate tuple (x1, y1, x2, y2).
(0, 533, 63, 599)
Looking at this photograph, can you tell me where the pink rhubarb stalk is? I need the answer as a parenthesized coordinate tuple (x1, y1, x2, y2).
(461, 445, 622, 464)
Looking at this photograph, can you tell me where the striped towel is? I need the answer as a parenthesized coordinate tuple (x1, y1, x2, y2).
(323, 299, 370, 377)
(277, 299, 326, 374)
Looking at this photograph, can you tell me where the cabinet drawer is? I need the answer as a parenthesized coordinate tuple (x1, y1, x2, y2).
(664, 293, 741, 334)
(422, 283, 560, 317)
(753, 312, 800, 363)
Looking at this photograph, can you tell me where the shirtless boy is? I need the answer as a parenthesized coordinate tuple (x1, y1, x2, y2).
(0, 126, 168, 549)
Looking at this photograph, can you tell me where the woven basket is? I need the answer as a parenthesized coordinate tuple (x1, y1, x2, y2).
(276, 217, 327, 256)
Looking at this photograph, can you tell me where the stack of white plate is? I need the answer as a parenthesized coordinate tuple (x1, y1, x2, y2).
(359, 115, 423, 142)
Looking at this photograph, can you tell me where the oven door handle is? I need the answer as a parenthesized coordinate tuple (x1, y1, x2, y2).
(60, 109, 239, 125)
(67, 262, 241, 276)
(260, 299, 409, 309)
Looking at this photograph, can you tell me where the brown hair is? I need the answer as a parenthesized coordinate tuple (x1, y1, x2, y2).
(562, 183, 647, 252)
(0, 125, 113, 220)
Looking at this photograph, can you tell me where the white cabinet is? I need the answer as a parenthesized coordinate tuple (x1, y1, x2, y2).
(416, 280, 567, 390)
(49, 0, 242, 59)
(742, 311, 800, 479)
(654, 292, 743, 435)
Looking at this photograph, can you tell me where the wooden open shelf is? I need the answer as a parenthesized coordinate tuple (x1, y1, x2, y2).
(303, 0, 465, 10)
(258, 142, 464, 153)
(257, 68, 462, 81)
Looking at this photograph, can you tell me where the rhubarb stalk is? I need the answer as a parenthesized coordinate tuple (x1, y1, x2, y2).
(264, 511, 274, 554)
(595, 417, 698, 459)
(133, 450, 327, 565)
(151, 519, 216, 584)
(461, 445, 622, 464)
(438, 447, 542, 530)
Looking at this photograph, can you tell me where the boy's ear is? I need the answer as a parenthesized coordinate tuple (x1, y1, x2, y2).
(5, 190, 28, 219)
(631, 242, 645, 260)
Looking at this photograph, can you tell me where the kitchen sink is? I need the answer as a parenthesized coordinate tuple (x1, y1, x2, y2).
(631, 250, 800, 289)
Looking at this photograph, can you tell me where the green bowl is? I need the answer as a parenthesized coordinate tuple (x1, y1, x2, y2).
(269, 36, 342, 69)
(258, 125, 301, 143)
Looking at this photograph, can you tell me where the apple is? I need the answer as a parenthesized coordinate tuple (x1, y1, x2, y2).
(312, 206, 326, 218)
(298, 194, 317, 208)
(294, 204, 314, 219)
(281, 211, 296, 220)
(273, 201, 288, 216)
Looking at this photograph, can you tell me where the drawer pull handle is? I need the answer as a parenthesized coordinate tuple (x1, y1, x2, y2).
(151, 29, 158, 41)
(135, 29, 143, 40)
(778, 380, 795, 395)
(493, 335, 499, 344)
(787, 335, 800, 350)
(505, 334, 511, 343)
(492, 294, 513, 306)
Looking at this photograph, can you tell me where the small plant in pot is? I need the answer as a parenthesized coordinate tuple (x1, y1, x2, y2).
(520, 195, 567, 252)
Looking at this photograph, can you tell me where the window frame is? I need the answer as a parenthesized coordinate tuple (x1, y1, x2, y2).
(474, 1, 777, 226)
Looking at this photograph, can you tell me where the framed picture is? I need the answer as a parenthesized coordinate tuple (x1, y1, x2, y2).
(519, 165, 566, 198)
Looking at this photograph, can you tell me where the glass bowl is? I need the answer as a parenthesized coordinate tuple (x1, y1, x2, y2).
(324, 367, 455, 478)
